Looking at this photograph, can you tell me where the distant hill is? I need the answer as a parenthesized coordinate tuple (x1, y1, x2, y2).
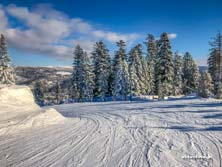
(15, 66, 72, 88)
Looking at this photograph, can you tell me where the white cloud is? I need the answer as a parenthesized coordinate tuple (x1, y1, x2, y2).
(0, 5, 7, 30)
(92, 30, 139, 43)
(0, 4, 140, 60)
(168, 33, 177, 39)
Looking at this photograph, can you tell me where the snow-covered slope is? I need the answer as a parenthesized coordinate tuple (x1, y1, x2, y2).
(0, 85, 65, 134)
(0, 87, 222, 167)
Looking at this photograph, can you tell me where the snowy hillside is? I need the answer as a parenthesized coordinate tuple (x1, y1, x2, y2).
(0, 86, 222, 167)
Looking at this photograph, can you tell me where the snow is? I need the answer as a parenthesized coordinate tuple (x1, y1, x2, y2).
(56, 71, 72, 76)
(0, 86, 222, 167)
(0, 85, 65, 135)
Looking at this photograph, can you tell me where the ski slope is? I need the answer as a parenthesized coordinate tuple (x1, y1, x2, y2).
(0, 86, 222, 167)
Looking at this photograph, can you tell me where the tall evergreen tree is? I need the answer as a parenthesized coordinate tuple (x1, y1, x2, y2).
(71, 45, 94, 102)
(82, 51, 95, 101)
(198, 71, 213, 98)
(71, 44, 83, 100)
(92, 41, 111, 100)
(128, 45, 142, 95)
(0, 34, 15, 84)
(156, 32, 174, 98)
(145, 34, 157, 94)
(182, 52, 199, 94)
(113, 40, 129, 100)
(172, 52, 183, 95)
(208, 32, 222, 98)
(129, 64, 140, 96)
(208, 49, 217, 83)
(128, 44, 147, 95)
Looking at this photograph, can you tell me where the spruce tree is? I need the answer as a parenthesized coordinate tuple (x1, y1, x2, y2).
(156, 32, 174, 99)
(182, 52, 199, 95)
(136, 44, 149, 95)
(92, 41, 111, 100)
(71, 44, 83, 101)
(208, 32, 222, 98)
(145, 34, 157, 95)
(0, 34, 15, 84)
(113, 40, 130, 100)
(82, 51, 95, 101)
(128, 44, 147, 95)
(128, 45, 142, 95)
(198, 71, 213, 98)
(72, 45, 94, 102)
(172, 52, 183, 95)
(208, 49, 217, 83)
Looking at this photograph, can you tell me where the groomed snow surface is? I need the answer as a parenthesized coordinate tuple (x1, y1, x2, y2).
(0, 86, 222, 167)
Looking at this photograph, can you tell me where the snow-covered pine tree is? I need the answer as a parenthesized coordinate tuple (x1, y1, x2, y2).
(156, 32, 174, 99)
(182, 52, 199, 95)
(208, 32, 222, 98)
(82, 51, 95, 101)
(113, 40, 130, 100)
(145, 34, 157, 95)
(0, 34, 15, 84)
(92, 41, 111, 100)
(208, 49, 217, 84)
(71, 44, 84, 101)
(128, 44, 147, 95)
(34, 81, 45, 106)
(72, 45, 95, 102)
(172, 52, 183, 95)
(192, 62, 199, 92)
(128, 46, 141, 96)
(198, 71, 213, 98)
(136, 44, 149, 95)
(129, 64, 139, 96)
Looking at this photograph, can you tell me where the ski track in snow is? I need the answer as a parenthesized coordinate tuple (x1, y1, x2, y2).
(1, 98, 222, 167)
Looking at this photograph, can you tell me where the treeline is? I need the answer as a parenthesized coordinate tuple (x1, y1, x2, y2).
(0, 32, 221, 105)
(57, 32, 200, 103)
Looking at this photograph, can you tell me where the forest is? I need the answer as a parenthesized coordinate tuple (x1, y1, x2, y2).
(0, 32, 222, 105)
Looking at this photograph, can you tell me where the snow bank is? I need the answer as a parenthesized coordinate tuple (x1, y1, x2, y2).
(0, 85, 65, 133)
(30, 108, 66, 127)
(0, 85, 39, 109)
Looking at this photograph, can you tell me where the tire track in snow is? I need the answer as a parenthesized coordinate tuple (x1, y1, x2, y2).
(44, 114, 103, 167)
(39, 117, 100, 167)
(2, 118, 86, 166)
(197, 132, 222, 167)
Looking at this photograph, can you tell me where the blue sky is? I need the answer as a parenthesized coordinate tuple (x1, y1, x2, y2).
(0, 0, 222, 66)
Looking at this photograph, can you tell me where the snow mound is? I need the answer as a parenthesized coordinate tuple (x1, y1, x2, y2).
(0, 85, 39, 108)
(31, 108, 66, 127)
(0, 85, 65, 133)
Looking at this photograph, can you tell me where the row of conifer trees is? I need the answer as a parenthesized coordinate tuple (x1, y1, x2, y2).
(70, 32, 200, 102)
(0, 32, 221, 104)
